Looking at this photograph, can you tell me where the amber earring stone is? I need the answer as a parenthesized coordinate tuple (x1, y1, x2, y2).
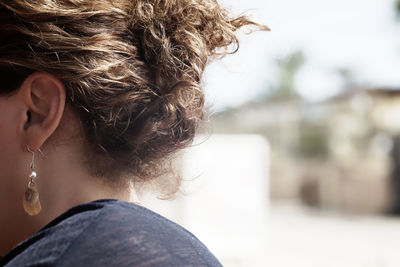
(23, 187, 42, 216)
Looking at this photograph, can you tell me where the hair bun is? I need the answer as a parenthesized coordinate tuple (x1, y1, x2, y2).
(0, 0, 268, 194)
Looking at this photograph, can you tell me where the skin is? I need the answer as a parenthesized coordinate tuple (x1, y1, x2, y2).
(0, 72, 133, 256)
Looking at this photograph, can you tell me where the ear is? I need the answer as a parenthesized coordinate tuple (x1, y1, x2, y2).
(16, 72, 66, 152)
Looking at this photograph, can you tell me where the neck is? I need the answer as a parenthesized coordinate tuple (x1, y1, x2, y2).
(1, 143, 133, 257)
(37, 144, 133, 222)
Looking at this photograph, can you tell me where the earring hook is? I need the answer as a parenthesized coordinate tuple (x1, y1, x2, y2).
(26, 144, 47, 159)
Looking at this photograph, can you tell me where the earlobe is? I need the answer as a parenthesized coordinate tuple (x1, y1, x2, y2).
(17, 72, 66, 151)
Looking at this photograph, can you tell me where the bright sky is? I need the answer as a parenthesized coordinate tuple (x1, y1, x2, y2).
(203, 0, 400, 109)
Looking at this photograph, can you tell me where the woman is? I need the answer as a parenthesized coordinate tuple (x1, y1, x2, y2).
(0, 0, 268, 265)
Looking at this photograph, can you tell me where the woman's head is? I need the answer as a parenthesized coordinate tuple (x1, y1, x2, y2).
(0, 0, 267, 189)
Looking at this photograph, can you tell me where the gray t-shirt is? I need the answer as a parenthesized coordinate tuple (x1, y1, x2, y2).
(0, 199, 222, 266)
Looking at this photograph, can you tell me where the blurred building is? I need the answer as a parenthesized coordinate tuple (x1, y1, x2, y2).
(212, 88, 400, 214)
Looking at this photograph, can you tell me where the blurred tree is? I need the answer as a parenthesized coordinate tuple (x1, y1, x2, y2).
(396, 0, 400, 15)
(336, 67, 356, 89)
(265, 50, 305, 100)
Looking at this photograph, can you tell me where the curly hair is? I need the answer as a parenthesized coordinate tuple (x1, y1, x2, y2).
(0, 0, 268, 192)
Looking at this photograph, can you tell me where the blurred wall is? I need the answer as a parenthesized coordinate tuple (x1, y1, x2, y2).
(137, 134, 270, 266)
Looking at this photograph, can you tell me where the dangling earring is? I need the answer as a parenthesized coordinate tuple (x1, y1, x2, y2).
(23, 144, 43, 216)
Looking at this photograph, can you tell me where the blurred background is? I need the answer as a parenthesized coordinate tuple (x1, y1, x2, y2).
(137, 0, 400, 266)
